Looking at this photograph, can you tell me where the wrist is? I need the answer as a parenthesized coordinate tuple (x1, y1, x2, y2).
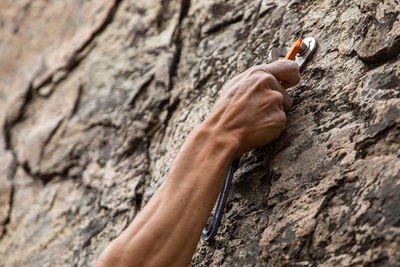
(163, 118, 241, 194)
(196, 118, 241, 160)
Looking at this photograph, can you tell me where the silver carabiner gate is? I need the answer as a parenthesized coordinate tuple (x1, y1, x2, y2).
(268, 37, 317, 70)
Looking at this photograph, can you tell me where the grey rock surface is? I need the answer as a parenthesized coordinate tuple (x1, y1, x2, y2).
(0, 0, 399, 266)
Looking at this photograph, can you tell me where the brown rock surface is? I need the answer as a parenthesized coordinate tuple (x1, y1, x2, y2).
(0, 0, 399, 266)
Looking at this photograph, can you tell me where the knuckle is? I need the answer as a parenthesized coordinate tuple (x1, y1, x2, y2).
(274, 110, 286, 132)
(261, 73, 276, 85)
(254, 74, 274, 89)
(247, 65, 270, 76)
(252, 79, 264, 91)
(247, 66, 259, 75)
(278, 110, 286, 125)
(270, 90, 284, 103)
(252, 75, 277, 93)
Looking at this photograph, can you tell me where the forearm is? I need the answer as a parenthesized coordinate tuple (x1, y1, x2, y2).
(96, 120, 239, 267)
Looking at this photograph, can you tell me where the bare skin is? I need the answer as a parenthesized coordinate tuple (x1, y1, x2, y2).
(95, 60, 300, 267)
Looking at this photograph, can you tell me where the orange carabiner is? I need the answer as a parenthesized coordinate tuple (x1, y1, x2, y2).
(285, 38, 303, 60)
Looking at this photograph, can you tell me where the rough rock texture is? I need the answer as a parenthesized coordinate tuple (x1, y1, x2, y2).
(0, 0, 399, 266)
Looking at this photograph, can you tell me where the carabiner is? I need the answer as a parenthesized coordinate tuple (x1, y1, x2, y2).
(268, 37, 317, 71)
(201, 158, 240, 241)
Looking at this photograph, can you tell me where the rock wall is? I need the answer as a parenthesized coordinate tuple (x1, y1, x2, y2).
(0, 0, 399, 266)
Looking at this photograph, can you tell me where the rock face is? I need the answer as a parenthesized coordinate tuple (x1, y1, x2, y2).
(0, 0, 399, 266)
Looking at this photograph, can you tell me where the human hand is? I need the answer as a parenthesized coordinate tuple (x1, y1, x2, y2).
(204, 60, 300, 156)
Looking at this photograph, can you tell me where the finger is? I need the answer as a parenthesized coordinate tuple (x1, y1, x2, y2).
(261, 60, 301, 89)
(260, 74, 292, 111)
